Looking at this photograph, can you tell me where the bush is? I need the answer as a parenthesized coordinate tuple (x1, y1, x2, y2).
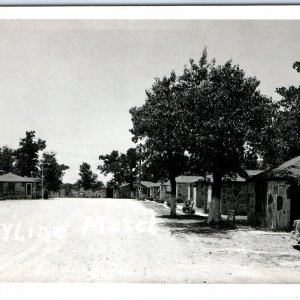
(43, 189, 49, 199)
(176, 196, 186, 203)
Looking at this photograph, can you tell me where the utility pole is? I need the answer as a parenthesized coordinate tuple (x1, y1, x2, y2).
(40, 162, 49, 199)
(138, 143, 142, 200)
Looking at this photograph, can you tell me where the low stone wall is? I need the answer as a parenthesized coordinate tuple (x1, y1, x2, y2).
(49, 188, 107, 198)
(0, 182, 37, 200)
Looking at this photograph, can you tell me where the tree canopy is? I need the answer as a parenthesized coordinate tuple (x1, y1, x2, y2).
(261, 61, 300, 168)
(0, 146, 15, 173)
(98, 148, 139, 189)
(14, 131, 46, 177)
(129, 49, 275, 220)
(129, 71, 189, 216)
(41, 152, 69, 192)
(178, 50, 274, 222)
(78, 162, 98, 191)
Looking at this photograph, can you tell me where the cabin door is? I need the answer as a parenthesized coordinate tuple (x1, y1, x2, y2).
(255, 181, 267, 216)
(26, 183, 32, 199)
(291, 182, 300, 229)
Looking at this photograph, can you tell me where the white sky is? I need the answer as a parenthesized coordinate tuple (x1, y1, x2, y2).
(0, 19, 299, 183)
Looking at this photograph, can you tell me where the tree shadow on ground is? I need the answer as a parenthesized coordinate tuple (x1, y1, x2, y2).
(157, 214, 207, 221)
(292, 244, 300, 251)
(157, 215, 236, 235)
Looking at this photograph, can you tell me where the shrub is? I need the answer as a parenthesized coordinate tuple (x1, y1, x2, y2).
(43, 189, 49, 199)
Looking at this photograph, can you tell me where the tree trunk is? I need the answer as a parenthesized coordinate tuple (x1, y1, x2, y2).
(207, 172, 222, 224)
(130, 181, 135, 199)
(170, 175, 177, 217)
(167, 151, 177, 217)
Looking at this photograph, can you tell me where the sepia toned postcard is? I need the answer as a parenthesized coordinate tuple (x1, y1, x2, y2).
(0, 5, 299, 300)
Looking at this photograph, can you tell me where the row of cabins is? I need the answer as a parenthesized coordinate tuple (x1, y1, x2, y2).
(2, 154, 300, 231)
(119, 171, 259, 215)
(118, 155, 300, 231)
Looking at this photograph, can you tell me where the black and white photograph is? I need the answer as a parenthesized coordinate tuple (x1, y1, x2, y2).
(0, 7, 300, 290)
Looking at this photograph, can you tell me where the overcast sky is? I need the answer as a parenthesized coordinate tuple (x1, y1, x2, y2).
(0, 20, 299, 183)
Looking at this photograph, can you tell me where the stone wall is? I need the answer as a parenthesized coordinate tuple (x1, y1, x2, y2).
(195, 182, 248, 215)
(0, 182, 24, 199)
(265, 180, 291, 230)
(49, 188, 107, 198)
(80, 188, 107, 198)
(220, 182, 248, 215)
(0, 182, 37, 200)
(247, 180, 292, 231)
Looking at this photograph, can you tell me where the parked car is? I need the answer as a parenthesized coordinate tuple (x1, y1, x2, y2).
(291, 219, 300, 243)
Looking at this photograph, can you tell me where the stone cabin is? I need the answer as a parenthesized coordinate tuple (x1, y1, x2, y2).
(117, 181, 159, 199)
(193, 170, 262, 215)
(0, 171, 40, 200)
(247, 156, 300, 231)
(160, 171, 262, 215)
(160, 175, 209, 204)
(147, 182, 161, 200)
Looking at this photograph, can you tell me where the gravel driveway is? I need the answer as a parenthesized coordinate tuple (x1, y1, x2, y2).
(0, 197, 299, 283)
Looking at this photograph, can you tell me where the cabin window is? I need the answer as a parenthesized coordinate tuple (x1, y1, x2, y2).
(0, 183, 3, 194)
(8, 183, 15, 194)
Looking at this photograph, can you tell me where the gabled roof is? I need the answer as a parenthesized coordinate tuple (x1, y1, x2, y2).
(162, 170, 263, 185)
(120, 182, 131, 188)
(226, 170, 263, 182)
(252, 156, 300, 180)
(176, 175, 209, 183)
(141, 181, 161, 188)
(163, 175, 209, 186)
(120, 181, 161, 189)
(0, 172, 38, 183)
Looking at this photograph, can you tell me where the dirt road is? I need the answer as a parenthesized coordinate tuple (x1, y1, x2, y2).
(0, 198, 299, 283)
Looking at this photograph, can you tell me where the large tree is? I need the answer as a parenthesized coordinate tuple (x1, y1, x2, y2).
(78, 162, 98, 190)
(0, 146, 15, 172)
(261, 61, 300, 168)
(130, 72, 189, 216)
(98, 148, 139, 197)
(180, 50, 275, 223)
(41, 152, 69, 192)
(14, 131, 46, 177)
(140, 150, 169, 183)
